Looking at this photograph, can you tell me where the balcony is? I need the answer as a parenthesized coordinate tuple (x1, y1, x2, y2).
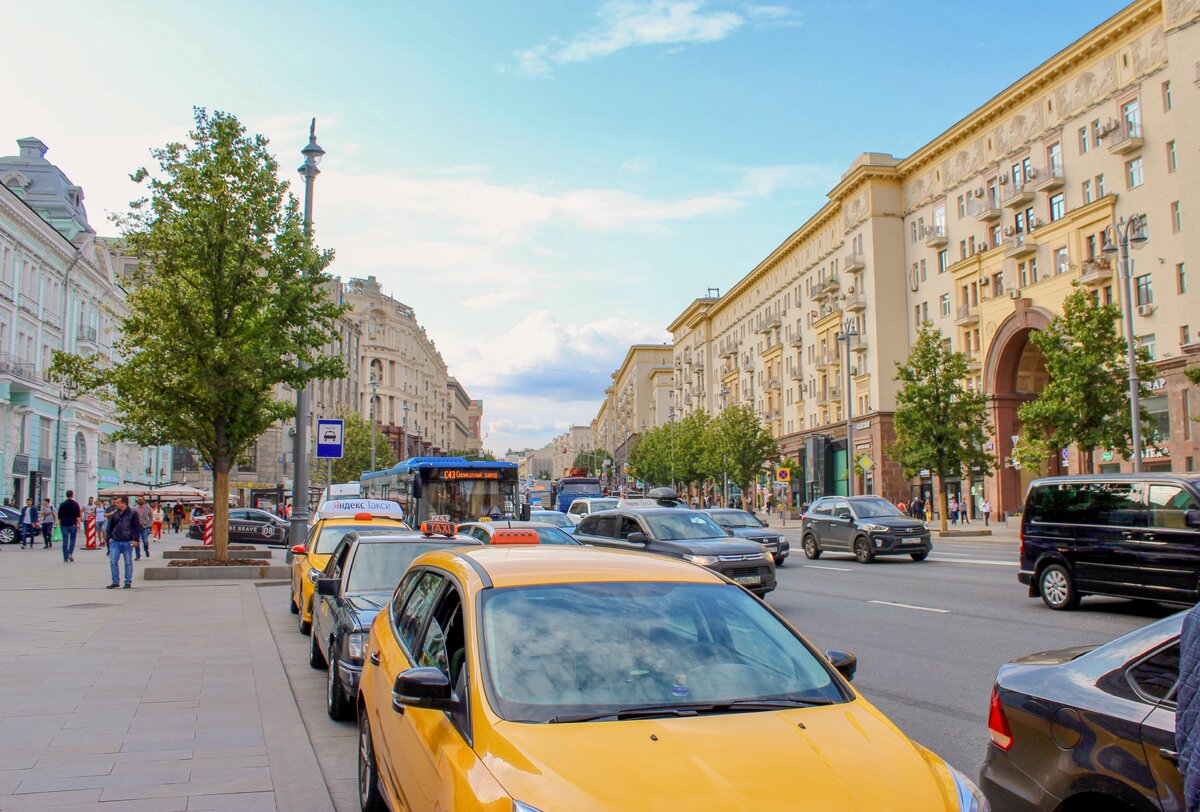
(789, 366, 804, 381)
(0, 352, 38, 383)
(1004, 233, 1037, 258)
(851, 334, 868, 353)
(923, 225, 948, 248)
(76, 326, 99, 351)
(825, 385, 842, 404)
(844, 252, 865, 272)
(954, 302, 980, 326)
(757, 313, 782, 334)
(1034, 165, 1065, 192)
(842, 291, 867, 312)
(767, 377, 782, 392)
(974, 199, 1002, 222)
(788, 335, 803, 348)
(966, 358, 982, 374)
(1078, 257, 1114, 286)
(1001, 182, 1034, 209)
(810, 277, 840, 301)
(1106, 122, 1144, 155)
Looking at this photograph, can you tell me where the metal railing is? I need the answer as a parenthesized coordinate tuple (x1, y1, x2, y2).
(0, 352, 38, 381)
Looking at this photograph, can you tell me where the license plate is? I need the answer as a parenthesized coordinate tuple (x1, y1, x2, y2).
(734, 575, 762, 586)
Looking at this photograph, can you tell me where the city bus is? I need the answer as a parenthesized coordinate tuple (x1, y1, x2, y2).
(360, 457, 522, 524)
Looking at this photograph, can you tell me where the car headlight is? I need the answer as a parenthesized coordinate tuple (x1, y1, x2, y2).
(860, 523, 887, 532)
(945, 760, 989, 811)
(512, 801, 545, 812)
(683, 554, 721, 566)
(346, 632, 367, 662)
(307, 567, 322, 582)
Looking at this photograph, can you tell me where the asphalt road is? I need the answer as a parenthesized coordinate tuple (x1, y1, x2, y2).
(766, 532, 1176, 777)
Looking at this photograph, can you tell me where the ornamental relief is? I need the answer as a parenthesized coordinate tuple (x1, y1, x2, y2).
(1165, 0, 1200, 26)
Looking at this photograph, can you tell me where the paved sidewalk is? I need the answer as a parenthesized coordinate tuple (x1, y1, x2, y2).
(0, 532, 333, 811)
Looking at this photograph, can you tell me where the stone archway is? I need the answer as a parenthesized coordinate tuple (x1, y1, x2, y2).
(984, 302, 1060, 516)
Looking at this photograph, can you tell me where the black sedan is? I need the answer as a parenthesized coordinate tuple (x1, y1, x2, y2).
(573, 508, 777, 596)
(308, 529, 482, 720)
(702, 508, 790, 565)
(980, 612, 1184, 811)
(187, 507, 289, 546)
(0, 506, 36, 544)
(800, 495, 931, 563)
(457, 520, 583, 546)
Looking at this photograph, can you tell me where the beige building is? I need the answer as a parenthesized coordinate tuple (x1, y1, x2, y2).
(591, 344, 674, 480)
(623, 0, 1198, 515)
(549, 425, 595, 477)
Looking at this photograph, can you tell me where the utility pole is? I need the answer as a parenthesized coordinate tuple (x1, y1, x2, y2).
(1102, 214, 1148, 472)
(369, 373, 378, 472)
(836, 318, 859, 497)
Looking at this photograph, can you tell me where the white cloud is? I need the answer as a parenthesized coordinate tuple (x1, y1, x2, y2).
(513, 1, 799, 75)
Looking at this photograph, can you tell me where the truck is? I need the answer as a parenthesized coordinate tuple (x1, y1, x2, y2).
(555, 476, 603, 514)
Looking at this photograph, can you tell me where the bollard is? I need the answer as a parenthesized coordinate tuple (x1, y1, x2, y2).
(85, 515, 97, 549)
(203, 514, 214, 546)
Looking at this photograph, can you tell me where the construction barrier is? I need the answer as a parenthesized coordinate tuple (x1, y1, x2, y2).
(85, 515, 97, 549)
(203, 514, 214, 546)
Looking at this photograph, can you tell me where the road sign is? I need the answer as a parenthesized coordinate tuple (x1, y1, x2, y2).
(857, 454, 875, 471)
(316, 418, 344, 459)
(1101, 451, 1114, 462)
(775, 468, 791, 483)
(1060, 448, 1070, 462)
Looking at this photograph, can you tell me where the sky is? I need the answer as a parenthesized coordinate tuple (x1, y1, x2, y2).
(4, 0, 1129, 454)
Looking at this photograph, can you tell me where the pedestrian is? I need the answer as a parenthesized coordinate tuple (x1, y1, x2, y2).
(1176, 602, 1200, 812)
(981, 499, 992, 527)
(948, 496, 959, 525)
(92, 498, 108, 547)
(135, 497, 152, 559)
(151, 502, 164, 542)
(172, 501, 184, 533)
(19, 498, 37, 548)
(911, 496, 925, 520)
(39, 498, 55, 549)
(104, 496, 141, 589)
(58, 489, 81, 562)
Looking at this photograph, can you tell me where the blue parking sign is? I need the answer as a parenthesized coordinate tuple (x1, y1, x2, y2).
(316, 419, 344, 459)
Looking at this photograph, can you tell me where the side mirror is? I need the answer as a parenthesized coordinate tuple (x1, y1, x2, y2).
(837, 511, 852, 521)
(392, 667, 458, 713)
(626, 532, 647, 545)
(825, 649, 857, 682)
(1186, 509, 1200, 529)
(290, 544, 306, 555)
(316, 578, 339, 597)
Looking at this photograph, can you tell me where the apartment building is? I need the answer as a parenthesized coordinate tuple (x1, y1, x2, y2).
(647, 0, 1198, 513)
(591, 345, 674, 479)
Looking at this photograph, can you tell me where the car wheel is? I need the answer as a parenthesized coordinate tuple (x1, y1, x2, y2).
(289, 591, 300, 615)
(299, 601, 312, 635)
(1039, 564, 1080, 610)
(854, 536, 875, 564)
(327, 653, 352, 721)
(0, 526, 14, 545)
(358, 710, 386, 812)
(774, 555, 786, 568)
(309, 630, 327, 669)
(802, 535, 821, 560)
(910, 551, 929, 562)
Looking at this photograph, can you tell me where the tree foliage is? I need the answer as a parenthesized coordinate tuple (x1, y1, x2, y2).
(52, 109, 345, 560)
(890, 324, 994, 532)
(1016, 288, 1155, 473)
(312, 408, 397, 487)
(708, 405, 778, 509)
(571, 448, 609, 474)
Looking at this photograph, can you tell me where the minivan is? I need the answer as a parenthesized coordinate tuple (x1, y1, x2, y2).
(1019, 474, 1200, 610)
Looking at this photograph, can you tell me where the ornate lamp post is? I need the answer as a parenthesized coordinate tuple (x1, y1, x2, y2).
(1101, 214, 1148, 472)
(52, 374, 79, 503)
(836, 318, 860, 496)
(369, 373, 378, 472)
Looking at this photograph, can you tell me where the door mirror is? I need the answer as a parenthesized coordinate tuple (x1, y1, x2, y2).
(1186, 509, 1200, 529)
(825, 649, 857, 682)
(837, 510, 852, 521)
(626, 531, 647, 545)
(392, 667, 458, 713)
(315, 578, 339, 597)
(290, 544, 306, 555)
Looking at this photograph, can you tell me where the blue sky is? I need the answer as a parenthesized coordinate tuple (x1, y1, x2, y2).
(5, 0, 1128, 452)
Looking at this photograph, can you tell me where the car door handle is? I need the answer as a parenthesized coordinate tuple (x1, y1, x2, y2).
(1160, 748, 1180, 764)
(369, 651, 381, 666)
(1121, 531, 1137, 539)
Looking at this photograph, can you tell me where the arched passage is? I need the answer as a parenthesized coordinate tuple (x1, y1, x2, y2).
(983, 302, 1062, 516)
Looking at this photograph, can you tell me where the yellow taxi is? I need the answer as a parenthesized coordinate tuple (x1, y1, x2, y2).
(289, 498, 408, 635)
(357, 545, 988, 811)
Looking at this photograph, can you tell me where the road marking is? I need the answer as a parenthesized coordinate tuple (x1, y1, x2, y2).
(932, 550, 973, 557)
(804, 565, 852, 572)
(928, 556, 1017, 567)
(868, 600, 950, 614)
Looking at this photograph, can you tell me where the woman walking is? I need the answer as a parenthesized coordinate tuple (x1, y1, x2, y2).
(151, 502, 164, 542)
(39, 498, 55, 549)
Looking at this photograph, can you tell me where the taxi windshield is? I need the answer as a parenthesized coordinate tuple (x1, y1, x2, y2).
(524, 526, 581, 545)
(310, 523, 402, 555)
(480, 582, 844, 723)
(644, 513, 727, 540)
(346, 542, 455, 593)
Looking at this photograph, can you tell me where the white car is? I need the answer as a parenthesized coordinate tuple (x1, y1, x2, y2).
(564, 496, 620, 525)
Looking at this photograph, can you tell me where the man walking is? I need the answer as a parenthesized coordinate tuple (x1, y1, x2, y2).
(981, 499, 992, 527)
(19, 498, 37, 549)
(105, 496, 141, 589)
(1176, 601, 1200, 811)
(172, 501, 184, 534)
(39, 498, 55, 549)
(58, 490, 81, 562)
(135, 497, 152, 559)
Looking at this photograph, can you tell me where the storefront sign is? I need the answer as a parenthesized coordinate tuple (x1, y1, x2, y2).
(919, 469, 930, 478)
(1148, 377, 1166, 392)
(1101, 451, 1114, 462)
(853, 421, 870, 431)
(1141, 446, 1168, 460)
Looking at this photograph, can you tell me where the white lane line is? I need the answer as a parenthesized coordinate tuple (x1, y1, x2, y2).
(868, 600, 950, 614)
(932, 550, 972, 557)
(804, 565, 853, 572)
(928, 556, 1018, 567)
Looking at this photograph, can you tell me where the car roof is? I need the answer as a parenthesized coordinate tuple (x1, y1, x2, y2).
(1030, 473, 1200, 486)
(460, 520, 560, 531)
(342, 531, 480, 545)
(597, 507, 697, 516)
(414, 545, 723, 590)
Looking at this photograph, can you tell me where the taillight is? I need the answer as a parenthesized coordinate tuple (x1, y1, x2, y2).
(988, 686, 1013, 750)
(1019, 526, 1025, 561)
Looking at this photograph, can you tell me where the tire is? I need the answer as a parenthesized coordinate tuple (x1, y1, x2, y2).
(910, 551, 929, 562)
(299, 600, 312, 635)
(802, 535, 821, 560)
(289, 591, 300, 615)
(854, 536, 875, 564)
(775, 555, 786, 568)
(359, 711, 386, 812)
(0, 526, 14, 544)
(327, 652, 352, 721)
(309, 628, 326, 669)
(1039, 563, 1080, 610)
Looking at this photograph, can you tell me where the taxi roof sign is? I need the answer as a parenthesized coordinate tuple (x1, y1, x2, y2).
(420, 521, 458, 538)
(490, 528, 539, 545)
(314, 499, 405, 521)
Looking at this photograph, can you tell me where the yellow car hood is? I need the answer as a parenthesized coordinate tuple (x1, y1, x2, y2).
(482, 700, 956, 811)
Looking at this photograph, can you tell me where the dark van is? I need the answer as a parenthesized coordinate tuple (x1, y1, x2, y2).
(1019, 474, 1200, 610)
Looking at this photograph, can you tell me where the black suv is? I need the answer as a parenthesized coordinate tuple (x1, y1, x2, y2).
(800, 495, 931, 563)
(573, 507, 776, 596)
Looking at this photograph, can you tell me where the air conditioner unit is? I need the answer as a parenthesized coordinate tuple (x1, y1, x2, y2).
(973, 187, 985, 197)
(910, 281, 919, 292)
(1026, 168, 1038, 179)
(1009, 289, 1022, 299)
(1136, 304, 1156, 316)
(1003, 226, 1015, 236)
(998, 175, 1009, 184)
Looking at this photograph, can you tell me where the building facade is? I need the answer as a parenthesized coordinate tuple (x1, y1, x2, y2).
(591, 345, 674, 481)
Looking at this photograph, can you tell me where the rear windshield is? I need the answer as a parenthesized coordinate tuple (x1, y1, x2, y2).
(310, 523, 403, 554)
(560, 483, 601, 495)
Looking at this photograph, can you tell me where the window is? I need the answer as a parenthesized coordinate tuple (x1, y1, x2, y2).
(1178, 263, 1187, 294)
(1015, 210, 1026, 234)
(1183, 325, 1192, 347)
(938, 250, 948, 274)
(1127, 643, 1180, 704)
(1127, 158, 1144, 189)
(992, 272, 1005, 295)
(911, 221, 918, 243)
(1079, 126, 1089, 153)
(913, 305, 920, 326)
(396, 571, 446, 652)
(1082, 179, 1093, 203)
(1135, 274, 1154, 306)
(919, 259, 927, 281)
(1097, 174, 1106, 196)
(922, 302, 929, 322)
(1162, 80, 1172, 112)
(1026, 481, 1146, 526)
(1047, 142, 1062, 174)
(1049, 193, 1065, 221)
(1167, 140, 1177, 172)
(1144, 393, 1170, 441)
(939, 294, 950, 317)
(1171, 201, 1182, 233)
(957, 195, 965, 217)
(990, 224, 1001, 246)
(1139, 333, 1157, 361)
(1055, 247, 1069, 275)
(1122, 99, 1141, 135)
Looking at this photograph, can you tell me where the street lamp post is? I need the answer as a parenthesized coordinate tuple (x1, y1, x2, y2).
(369, 373, 378, 472)
(52, 375, 79, 504)
(402, 401, 409, 460)
(1102, 214, 1148, 473)
(290, 119, 325, 545)
(836, 318, 860, 496)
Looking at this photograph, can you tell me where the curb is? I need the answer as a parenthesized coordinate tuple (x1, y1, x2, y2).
(162, 549, 275, 560)
(144, 564, 290, 580)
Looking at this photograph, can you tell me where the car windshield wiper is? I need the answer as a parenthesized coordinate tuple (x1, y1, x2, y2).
(546, 697, 836, 724)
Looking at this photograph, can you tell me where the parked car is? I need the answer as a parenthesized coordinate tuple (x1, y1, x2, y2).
(308, 525, 481, 720)
(356, 545, 985, 811)
(800, 495, 931, 563)
(980, 611, 1184, 811)
(187, 507, 290, 546)
(1018, 474, 1200, 610)
(573, 507, 776, 596)
(703, 508, 790, 566)
(457, 520, 582, 546)
(0, 506, 37, 544)
(528, 509, 576, 530)
(564, 496, 620, 525)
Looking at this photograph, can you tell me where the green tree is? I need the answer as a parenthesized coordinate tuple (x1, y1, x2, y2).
(708, 405, 778, 510)
(53, 109, 345, 561)
(1186, 366, 1200, 424)
(571, 448, 608, 474)
(311, 408, 397, 488)
(1016, 288, 1155, 473)
(627, 426, 670, 487)
(671, 410, 713, 490)
(890, 324, 994, 533)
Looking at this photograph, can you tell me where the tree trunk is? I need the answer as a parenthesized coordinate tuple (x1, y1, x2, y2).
(1086, 447, 1096, 474)
(212, 464, 230, 563)
(934, 473, 949, 534)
